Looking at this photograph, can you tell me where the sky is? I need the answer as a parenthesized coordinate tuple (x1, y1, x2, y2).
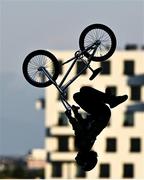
(0, 0, 144, 156)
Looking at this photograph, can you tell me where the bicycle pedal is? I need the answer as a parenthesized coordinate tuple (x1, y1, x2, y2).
(89, 67, 102, 80)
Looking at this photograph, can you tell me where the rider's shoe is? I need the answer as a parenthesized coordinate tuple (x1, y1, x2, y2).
(105, 87, 128, 108)
(108, 95, 128, 108)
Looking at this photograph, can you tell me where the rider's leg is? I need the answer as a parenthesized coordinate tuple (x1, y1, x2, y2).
(72, 105, 84, 122)
(73, 88, 106, 114)
(80, 86, 107, 102)
(79, 86, 128, 108)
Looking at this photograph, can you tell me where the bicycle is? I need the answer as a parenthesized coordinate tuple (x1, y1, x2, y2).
(22, 24, 116, 110)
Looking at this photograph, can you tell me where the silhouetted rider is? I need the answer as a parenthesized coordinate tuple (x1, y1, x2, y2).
(65, 86, 128, 171)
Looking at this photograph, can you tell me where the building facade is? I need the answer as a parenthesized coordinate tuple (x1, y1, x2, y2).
(44, 49, 144, 179)
(26, 149, 46, 170)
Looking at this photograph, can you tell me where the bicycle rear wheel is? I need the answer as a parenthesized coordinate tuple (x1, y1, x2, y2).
(79, 24, 116, 61)
(22, 50, 60, 88)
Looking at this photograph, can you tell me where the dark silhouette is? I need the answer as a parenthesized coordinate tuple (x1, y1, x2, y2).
(65, 86, 128, 171)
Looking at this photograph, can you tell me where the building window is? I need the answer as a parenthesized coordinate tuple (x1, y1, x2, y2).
(105, 86, 117, 96)
(130, 86, 141, 101)
(124, 61, 134, 75)
(106, 138, 117, 152)
(100, 61, 111, 75)
(58, 60, 63, 75)
(99, 163, 110, 178)
(123, 111, 134, 127)
(58, 136, 69, 151)
(58, 88, 69, 100)
(123, 164, 134, 178)
(76, 61, 87, 75)
(45, 128, 51, 136)
(125, 44, 137, 50)
(130, 138, 141, 152)
(58, 112, 68, 126)
(76, 166, 86, 177)
(52, 162, 62, 177)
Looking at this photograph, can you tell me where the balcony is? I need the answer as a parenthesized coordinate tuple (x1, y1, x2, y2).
(127, 103, 144, 112)
(128, 74, 144, 86)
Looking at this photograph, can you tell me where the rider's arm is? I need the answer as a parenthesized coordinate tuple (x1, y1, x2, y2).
(72, 105, 84, 122)
(65, 110, 78, 130)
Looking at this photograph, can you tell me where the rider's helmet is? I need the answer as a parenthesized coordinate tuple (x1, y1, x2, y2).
(75, 150, 98, 171)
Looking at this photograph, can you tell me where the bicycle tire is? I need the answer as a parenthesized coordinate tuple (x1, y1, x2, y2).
(22, 50, 60, 88)
(79, 24, 116, 61)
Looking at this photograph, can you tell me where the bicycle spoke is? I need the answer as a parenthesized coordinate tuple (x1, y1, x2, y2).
(99, 46, 103, 56)
(29, 64, 38, 70)
(99, 30, 106, 40)
(84, 28, 112, 57)
(101, 43, 110, 50)
(26, 53, 56, 84)
(30, 71, 39, 81)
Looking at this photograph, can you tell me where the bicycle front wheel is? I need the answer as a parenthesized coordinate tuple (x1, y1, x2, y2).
(79, 24, 116, 61)
(22, 50, 60, 88)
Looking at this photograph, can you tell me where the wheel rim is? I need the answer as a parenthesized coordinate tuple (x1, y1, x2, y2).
(84, 28, 112, 58)
(27, 55, 55, 84)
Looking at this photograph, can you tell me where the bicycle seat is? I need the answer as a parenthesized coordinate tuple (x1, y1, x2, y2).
(89, 67, 102, 80)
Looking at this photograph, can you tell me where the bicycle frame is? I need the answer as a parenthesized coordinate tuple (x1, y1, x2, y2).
(41, 42, 100, 110)
(59, 49, 96, 91)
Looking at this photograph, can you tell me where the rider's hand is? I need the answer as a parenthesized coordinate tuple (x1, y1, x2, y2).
(72, 105, 80, 112)
(65, 109, 71, 117)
